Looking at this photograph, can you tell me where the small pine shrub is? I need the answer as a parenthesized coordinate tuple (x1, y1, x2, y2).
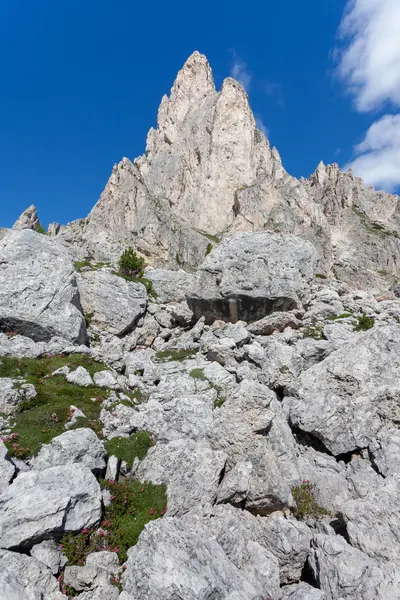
(118, 248, 145, 278)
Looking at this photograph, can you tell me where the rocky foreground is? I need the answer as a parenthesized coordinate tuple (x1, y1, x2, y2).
(2, 51, 400, 600)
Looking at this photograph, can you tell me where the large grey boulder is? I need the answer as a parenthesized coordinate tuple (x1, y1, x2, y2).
(308, 534, 400, 600)
(0, 229, 86, 343)
(187, 232, 317, 324)
(285, 325, 400, 455)
(122, 513, 281, 600)
(77, 269, 147, 336)
(31, 429, 106, 475)
(0, 377, 37, 414)
(0, 465, 102, 548)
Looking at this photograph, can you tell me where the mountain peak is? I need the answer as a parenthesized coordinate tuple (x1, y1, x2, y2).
(12, 205, 41, 232)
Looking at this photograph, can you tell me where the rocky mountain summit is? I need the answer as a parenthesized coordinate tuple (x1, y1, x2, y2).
(2, 52, 400, 599)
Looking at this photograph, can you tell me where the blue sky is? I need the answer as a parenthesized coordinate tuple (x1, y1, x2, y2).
(1, 0, 399, 228)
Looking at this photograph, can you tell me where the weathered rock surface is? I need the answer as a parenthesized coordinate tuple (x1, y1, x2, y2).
(0, 465, 102, 548)
(0, 441, 15, 490)
(0, 548, 63, 599)
(187, 232, 317, 323)
(309, 534, 400, 600)
(0, 230, 86, 343)
(285, 325, 400, 455)
(122, 512, 281, 600)
(78, 270, 147, 335)
(30, 539, 67, 575)
(31, 429, 106, 475)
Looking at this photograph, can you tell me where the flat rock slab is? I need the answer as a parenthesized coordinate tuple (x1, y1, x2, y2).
(77, 269, 147, 335)
(187, 232, 317, 324)
(0, 229, 86, 343)
(0, 464, 102, 549)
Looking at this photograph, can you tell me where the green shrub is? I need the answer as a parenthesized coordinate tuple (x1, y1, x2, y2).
(291, 480, 331, 519)
(206, 243, 213, 256)
(214, 397, 225, 409)
(35, 224, 47, 235)
(315, 273, 327, 279)
(61, 479, 167, 564)
(353, 314, 374, 332)
(105, 432, 153, 468)
(118, 248, 145, 278)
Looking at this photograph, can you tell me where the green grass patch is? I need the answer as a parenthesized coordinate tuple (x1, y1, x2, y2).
(315, 273, 327, 279)
(0, 355, 107, 458)
(189, 368, 207, 380)
(74, 259, 112, 273)
(353, 314, 374, 332)
(155, 349, 198, 363)
(292, 480, 331, 519)
(327, 313, 353, 321)
(35, 224, 47, 235)
(61, 479, 167, 564)
(105, 432, 153, 468)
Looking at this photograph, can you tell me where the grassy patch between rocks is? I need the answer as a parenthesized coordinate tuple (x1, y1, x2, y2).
(353, 314, 374, 332)
(155, 349, 198, 362)
(300, 325, 326, 340)
(327, 313, 353, 321)
(105, 432, 153, 468)
(61, 479, 167, 564)
(214, 397, 225, 408)
(0, 355, 107, 458)
(291, 480, 331, 520)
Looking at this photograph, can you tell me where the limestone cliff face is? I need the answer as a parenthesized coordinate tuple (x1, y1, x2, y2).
(59, 51, 400, 289)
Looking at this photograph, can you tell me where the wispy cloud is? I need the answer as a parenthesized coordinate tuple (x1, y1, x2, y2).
(337, 0, 400, 190)
(338, 0, 400, 112)
(255, 115, 269, 138)
(230, 54, 251, 91)
(344, 115, 400, 192)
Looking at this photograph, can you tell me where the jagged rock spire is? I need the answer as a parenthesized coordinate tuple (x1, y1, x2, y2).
(12, 205, 42, 232)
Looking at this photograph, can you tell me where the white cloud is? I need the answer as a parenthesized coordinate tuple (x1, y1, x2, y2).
(230, 55, 251, 91)
(338, 0, 400, 112)
(338, 0, 400, 191)
(345, 114, 400, 191)
(255, 116, 269, 138)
